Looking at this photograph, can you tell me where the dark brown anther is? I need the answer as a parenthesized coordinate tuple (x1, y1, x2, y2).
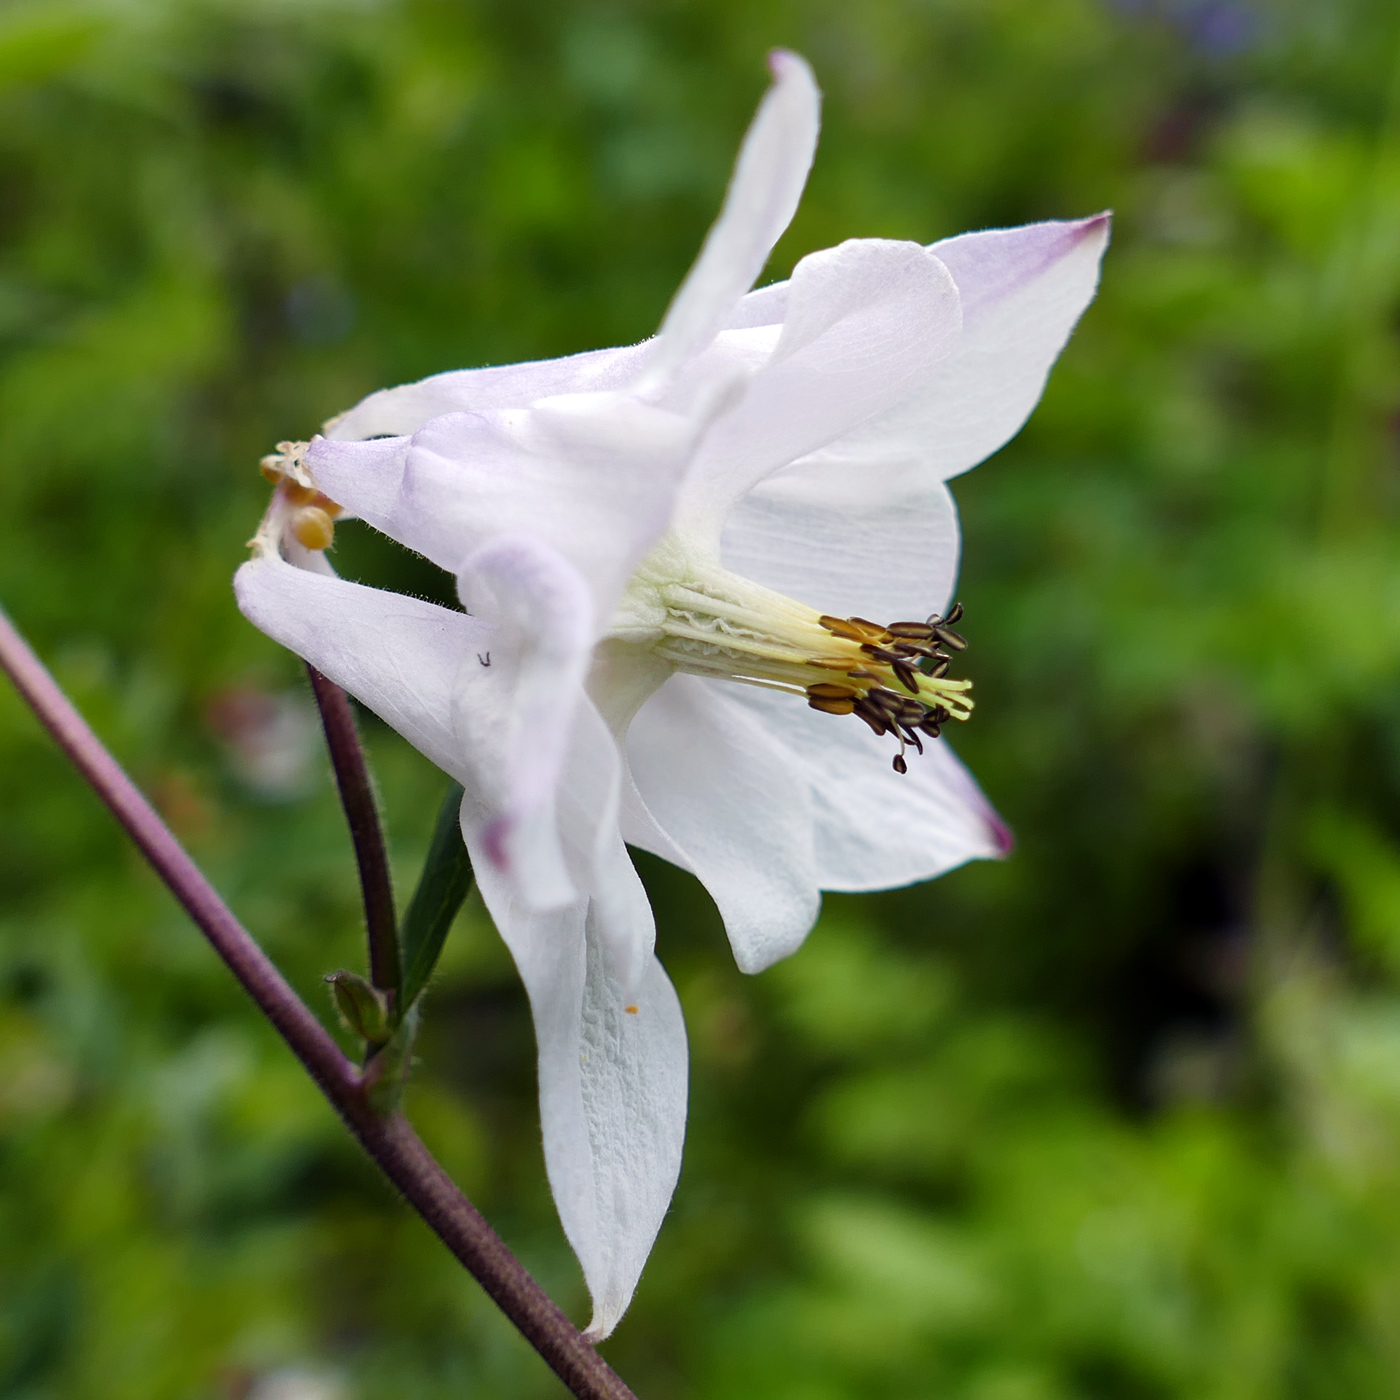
(918, 656, 950, 678)
(892, 753, 908, 775)
(932, 626, 968, 651)
(918, 717, 943, 738)
(886, 622, 936, 640)
(900, 725, 924, 755)
(898, 700, 925, 724)
(928, 602, 963, 627)
(892, 659, 920, 695)
(868, 688, 904, 715)
(807, 682, 859, 701)
(931, 705, 951, 724)
(853, 703, 889, 736)
(808, 694, 856, 715)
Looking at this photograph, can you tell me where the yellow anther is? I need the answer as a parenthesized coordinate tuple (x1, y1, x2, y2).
(819, 614, 891, 644)
(290, 506, 335, 551)
(313, 491, 343, 519)
(807, 694, 856, 715)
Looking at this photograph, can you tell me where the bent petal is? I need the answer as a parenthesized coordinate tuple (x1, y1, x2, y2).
(811, 214, 1110, 480)
(636, 50, 820, 397)
(464, 874, 687, 1341)
(720, 465, 961, 625)
(450, 537, 596, 911)
(323, 343, 651, 441)
(626, 674, 819, 973)
(233, 553, 487, 783)
(452, 540, 657, 991)
(729, 686, 1008, 890)
(673, 239, 961, 542)
(309, 389, 718, 620)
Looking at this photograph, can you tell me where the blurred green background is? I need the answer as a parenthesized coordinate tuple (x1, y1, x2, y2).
(3, 0, 1400, 1395)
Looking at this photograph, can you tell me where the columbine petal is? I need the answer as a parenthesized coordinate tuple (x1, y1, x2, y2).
(625, 674, 819, 973)
(808, 214, 1110, 479)
(233, 553, 487, 783)
(635, 50, 820, 397)
(450, 536, 595, 910)
(730, 686, 1009, 889)
(462, 877, 686, 1342)
(720, 465, 962, 625)
(672, 238, 962, 542)
(322, 343, 652, 441)
(309, 388, 729, 619)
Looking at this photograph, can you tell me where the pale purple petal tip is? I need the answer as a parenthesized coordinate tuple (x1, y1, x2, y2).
(988, 810, 1016, 857)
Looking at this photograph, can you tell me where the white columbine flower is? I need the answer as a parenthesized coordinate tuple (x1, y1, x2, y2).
(236, 51, 1108, 1337)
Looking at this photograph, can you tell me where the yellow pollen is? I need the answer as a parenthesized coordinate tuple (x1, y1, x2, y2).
(624, 1005, 639, 1015)
(282, 480, 318, 507)
(291, 505, 335, 551)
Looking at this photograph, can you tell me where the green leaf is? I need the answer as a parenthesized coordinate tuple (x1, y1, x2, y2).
(326, 970, 391, 1045)
(398, 782, 475, 1012)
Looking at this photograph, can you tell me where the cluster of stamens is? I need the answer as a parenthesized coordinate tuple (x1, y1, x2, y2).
(806, 605, 970, 774)
(642, 565, 972, 777)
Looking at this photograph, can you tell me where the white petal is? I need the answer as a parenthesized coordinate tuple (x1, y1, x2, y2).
(728, 686, 1009, 889)
(323, 343, 651, 441)
(465, 870, 687, 1342)
(625, 674, 819, 974)
(672, 239, 962, 543)
(308, 388, 713, 619)
(812, 215, 1110, 480)
(721, 467, 962, 625)
(451, 537, 596, 911)
(233, 553, 487, 783)
(634, 50, 820, 396)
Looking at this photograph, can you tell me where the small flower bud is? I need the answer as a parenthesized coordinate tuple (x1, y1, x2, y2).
(326, 970, 391, 1044)
(291, 505, 335, 551)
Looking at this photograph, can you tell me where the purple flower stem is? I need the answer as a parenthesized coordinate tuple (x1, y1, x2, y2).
(305, 664, 401, 1005)
(0, 604, 639, 1400)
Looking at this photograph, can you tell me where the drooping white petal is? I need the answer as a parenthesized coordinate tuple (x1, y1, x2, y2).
(808, 215, 1110, 480)
(463, 867, 687, 1342)
(449, 536, 595, 910)
(233, 553, 487, 783)
(309, 387, 725, 619)
(672, 239, 962, 542)
(720, 466, 962, 625)
(634, 50, 820, 397)
(729, 686, 1009, 890)
(323, 343, 651, 441)
(625, 674, 820, 974)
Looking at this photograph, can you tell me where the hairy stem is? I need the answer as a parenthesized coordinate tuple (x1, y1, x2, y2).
(306, 663, 401, 1004)
(0, 606, 638, 1400)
